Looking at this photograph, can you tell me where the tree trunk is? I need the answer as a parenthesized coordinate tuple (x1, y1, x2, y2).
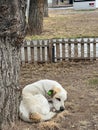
(28, 0, 44, 35)
(0, 0, 26, 129)
(52, 0, 58, 6)
(0, 38, 21, 129)
(69, 0, 73, 4)
(44, 0, 48, 17)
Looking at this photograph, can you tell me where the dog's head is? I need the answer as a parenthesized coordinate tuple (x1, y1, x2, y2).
(47, 87, 67, 112)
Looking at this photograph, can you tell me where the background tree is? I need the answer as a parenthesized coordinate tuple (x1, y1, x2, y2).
(28, 0, 44, 35)
(69, 0, 73, 4)
(52, 0, 59, 6)
(44, 0, 48, 17)
(0, 0, 26, 129)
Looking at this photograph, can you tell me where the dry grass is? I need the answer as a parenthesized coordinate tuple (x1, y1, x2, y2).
(38, 121, 60, 130)
(27, 9, 98, 40)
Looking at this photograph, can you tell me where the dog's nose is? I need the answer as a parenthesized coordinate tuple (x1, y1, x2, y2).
(60, 106, 65, 111)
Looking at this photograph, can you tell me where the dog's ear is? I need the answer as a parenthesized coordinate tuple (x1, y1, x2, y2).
(47, 90, 55, 97)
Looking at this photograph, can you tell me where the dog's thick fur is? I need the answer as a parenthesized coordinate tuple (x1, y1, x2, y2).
(19, 79, 67, 122)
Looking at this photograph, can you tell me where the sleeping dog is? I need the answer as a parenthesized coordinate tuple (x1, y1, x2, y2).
(19, 79, 67, 122)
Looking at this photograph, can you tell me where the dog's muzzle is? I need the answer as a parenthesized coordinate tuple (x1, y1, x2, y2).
(60, 106, 65, 111)
(52, 106, 65, 113)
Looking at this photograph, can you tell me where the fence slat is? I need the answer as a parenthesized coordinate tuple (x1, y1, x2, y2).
(81, 39, 84, 59)
(48, 39, 53, 62)
(30, 41, 34, 63)
(62, 39, 65, 60)
(93, 39, 96, 60)
(87, 39, 90, 59)
(74, 39, 78, 59)
(56, 39, 60, 61)
(37, 40, 41, 62)
(68, 39, 71, 60)
(42, 40, 45, 62)
(24, 41, 28, 63)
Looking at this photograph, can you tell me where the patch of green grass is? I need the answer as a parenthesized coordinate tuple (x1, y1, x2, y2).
(88, 78, 98, 85)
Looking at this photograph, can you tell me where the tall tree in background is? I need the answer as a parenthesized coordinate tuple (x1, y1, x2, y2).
(52, 0, 59, 6)
(28, 0, 44, 35)
(44, 0, 48, 17)
(69, 0, 73, 4)
(0, 0, 26, 129)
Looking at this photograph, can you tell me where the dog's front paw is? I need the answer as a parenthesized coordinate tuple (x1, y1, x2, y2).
(50, 111, 57, 118)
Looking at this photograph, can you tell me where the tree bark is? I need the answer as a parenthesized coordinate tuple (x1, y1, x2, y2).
(28, 0, 44, 35)
(44, 0, 48, 17)
(0, 38, 21, 129)
(0, 0, 26, 129)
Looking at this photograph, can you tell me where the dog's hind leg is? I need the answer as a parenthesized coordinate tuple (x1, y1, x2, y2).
(29, 113, 42, 123)
(29, 111, 56, 122)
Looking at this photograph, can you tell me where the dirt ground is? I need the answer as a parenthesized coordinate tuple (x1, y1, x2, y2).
(19, 8, 98, 130)
(9, 61, 98, 130)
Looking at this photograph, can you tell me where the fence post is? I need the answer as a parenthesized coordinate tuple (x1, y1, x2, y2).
(52, 44, 55, 62)
(37, 40, 41, 63)
(24, 41, 28, 63)
(62, 38, 65, 61)
(56, 39, 60, 61)
(68, 39, 71, 60)
(48, 39, 53, 63)
(87, 38, 90, 60)
(42, 40, 45, 62)
(93, 38, 96, 60)
(74, 39, 78, 59)
(81, 38, 84, 59)
(30, 40, 34, 63)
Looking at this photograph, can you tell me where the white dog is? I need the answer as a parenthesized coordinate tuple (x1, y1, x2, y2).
(19, 79, 67, 123)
